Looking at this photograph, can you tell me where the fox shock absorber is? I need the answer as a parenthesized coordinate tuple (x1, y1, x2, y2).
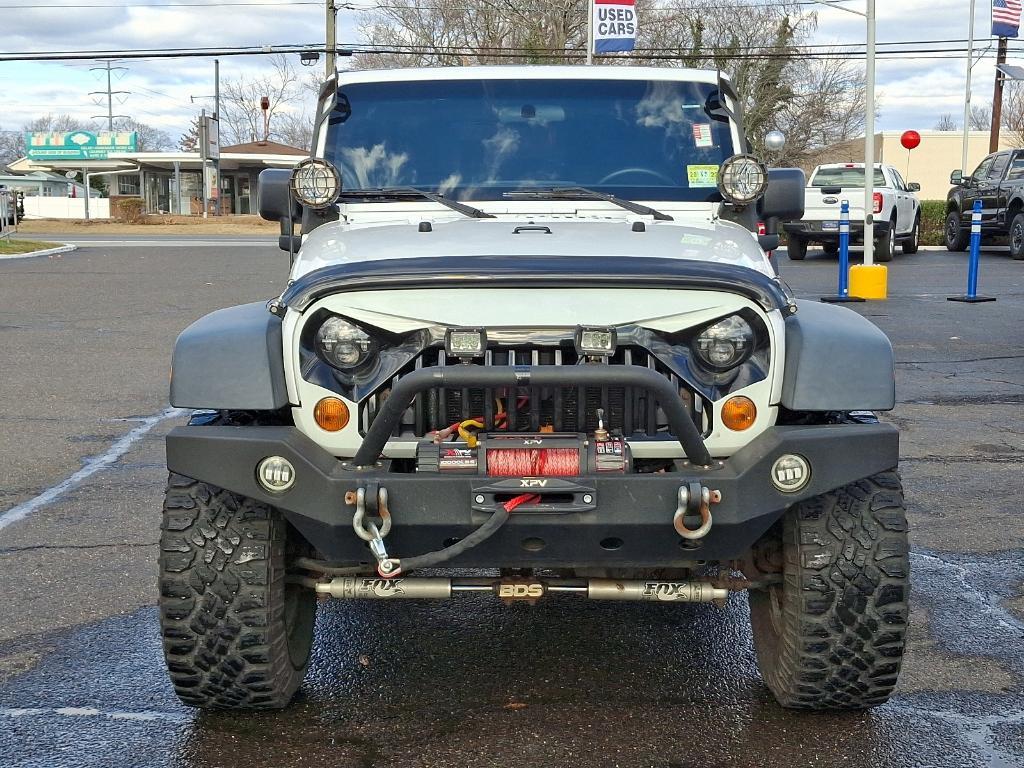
(416, 433, 633, 475)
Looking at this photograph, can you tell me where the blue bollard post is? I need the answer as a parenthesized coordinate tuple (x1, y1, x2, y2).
(949, 199, 996, 303)
(822, 199, 865, 303)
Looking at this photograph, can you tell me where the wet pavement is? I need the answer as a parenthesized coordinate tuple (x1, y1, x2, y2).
(1, 242, 1022, 768)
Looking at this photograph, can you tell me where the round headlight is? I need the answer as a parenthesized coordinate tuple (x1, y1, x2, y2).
(290, 158, 341, 209)
(694, 315, 754, 371)
(718, 154, 769, 205)
(315, 316, 375, 370)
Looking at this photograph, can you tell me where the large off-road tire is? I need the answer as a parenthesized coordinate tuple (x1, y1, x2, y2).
(875, 220, 896, 262)
(946, 210, 970, 251)
(902, 215, 921, 255)
(787, 236, 807, 261)
(1008, 212, 1024, 260)
(159, 473, 316, 709)
(748, 471, 910, 710)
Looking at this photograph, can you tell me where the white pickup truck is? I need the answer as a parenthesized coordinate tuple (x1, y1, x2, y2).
(783, 163, 921, 262)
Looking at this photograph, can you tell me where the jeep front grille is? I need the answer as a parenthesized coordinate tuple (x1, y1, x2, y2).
(359, 347, 708, 439)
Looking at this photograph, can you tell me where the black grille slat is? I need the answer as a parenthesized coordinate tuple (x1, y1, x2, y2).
(530, 350, 541, 431)
(646, 354, 657, 436)
(623, 349, 634, 435)
(507, 350, 519, 431)
(553, 348, 563, 432)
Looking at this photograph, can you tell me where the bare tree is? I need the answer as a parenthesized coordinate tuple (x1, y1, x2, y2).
(110, 117, 173, 151)
(970, 103, 992, 131)
(219, 55, 304, 144)
(934, 113, 958, 131)
(1000, 87, 1024, 147)
(273, 111, 313, 151)
(0, 127, 22, 167)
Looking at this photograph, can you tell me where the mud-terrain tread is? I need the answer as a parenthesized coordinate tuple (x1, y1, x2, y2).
(749, 471, 910, 710)
(159, 472, 314, 709)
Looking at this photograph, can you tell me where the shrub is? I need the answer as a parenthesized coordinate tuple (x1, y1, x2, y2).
(115, 197, 146, 224)
(919, 200, 947, 247)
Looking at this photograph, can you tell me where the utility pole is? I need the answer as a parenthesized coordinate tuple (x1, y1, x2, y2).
(200, 108, 209, 220)
(89, 60, 129, 130)
(962, 0, 977, 174)
(991, 37, 1009, 153)
(326, 0, 337, 77)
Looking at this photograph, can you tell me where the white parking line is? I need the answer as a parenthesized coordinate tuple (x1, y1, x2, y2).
(0, 706, 190, 723)
(62, 239, 274, 247)
(0, 406, 185, 533)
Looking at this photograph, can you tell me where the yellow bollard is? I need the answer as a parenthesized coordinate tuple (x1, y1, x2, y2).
(849, 264, 888, 300)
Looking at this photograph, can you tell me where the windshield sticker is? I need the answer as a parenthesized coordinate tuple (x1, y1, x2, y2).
(687, 165, 719, 188)
(692, 124, 714, 148)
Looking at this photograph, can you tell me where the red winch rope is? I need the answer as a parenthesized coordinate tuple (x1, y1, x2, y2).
(486, 448, 581, 477)
(502, 493, 543, 512)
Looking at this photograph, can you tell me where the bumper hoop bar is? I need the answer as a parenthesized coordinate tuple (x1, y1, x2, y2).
(350, 365, 713, 468)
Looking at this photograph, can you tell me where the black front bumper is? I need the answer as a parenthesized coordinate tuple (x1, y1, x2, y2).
(166, 423, 899, 569)
(784, 220, 891, 244)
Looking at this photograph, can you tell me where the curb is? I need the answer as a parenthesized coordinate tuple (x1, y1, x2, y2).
(0, 243, 78, 261)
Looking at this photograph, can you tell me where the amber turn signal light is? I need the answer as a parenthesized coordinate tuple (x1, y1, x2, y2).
(314, 397, 350, 432)
(721, 396, 757, 431)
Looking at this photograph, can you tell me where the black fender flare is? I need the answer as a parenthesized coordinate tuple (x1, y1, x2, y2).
(781, 301, 895, 412)
(170, 302, 289, 410)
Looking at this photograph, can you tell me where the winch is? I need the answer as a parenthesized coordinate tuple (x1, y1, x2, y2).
(416, 432, 632, 476)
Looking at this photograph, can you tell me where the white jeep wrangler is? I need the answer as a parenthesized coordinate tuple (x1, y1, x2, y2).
(160, 66, 908, 711)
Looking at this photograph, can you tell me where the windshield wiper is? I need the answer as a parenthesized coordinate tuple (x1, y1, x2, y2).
(337, 187, 496, 219)
(503, 187, 673, 221)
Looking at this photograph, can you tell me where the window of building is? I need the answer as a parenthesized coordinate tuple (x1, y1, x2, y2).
(118, 174, 141, 196)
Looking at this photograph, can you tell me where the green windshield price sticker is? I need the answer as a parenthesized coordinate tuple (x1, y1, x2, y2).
(687, 165, 719, 188)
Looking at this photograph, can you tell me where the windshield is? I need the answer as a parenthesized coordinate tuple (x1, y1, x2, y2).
(811, 167, 887, 188)
(325, 78, 736, 202)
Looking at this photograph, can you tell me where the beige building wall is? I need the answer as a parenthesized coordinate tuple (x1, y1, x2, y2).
(809, 131, 1018, 201)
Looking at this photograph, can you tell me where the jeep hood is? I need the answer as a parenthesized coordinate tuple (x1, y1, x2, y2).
(291, 218, 773, 281)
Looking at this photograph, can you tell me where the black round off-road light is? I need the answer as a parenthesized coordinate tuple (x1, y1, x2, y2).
(771, 454, 810, 493)
(256, 456, 296, 493)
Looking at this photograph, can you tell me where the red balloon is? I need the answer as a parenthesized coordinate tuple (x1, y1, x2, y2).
(901, 130, 921, 150)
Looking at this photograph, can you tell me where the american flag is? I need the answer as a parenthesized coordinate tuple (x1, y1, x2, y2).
(993, 0, 1022, 38)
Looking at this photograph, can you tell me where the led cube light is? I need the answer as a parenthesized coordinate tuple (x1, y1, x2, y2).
(446, 328, 487, 359)
(576, 327, 617, 357)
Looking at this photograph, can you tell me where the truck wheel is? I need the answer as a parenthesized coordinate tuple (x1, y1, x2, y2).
(748, 471, 909, 710)
(945, 211, 969, 251)
(787, 237, 807, 261)
(1009, 212, 1024, 260)
(876, 222, 896, 262)
(159, 473, 316, 709)
(902, 216, 920, 254)
(822, 242, 839, 257)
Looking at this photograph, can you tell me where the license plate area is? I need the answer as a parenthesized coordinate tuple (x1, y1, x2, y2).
(821, 221, 839, 231)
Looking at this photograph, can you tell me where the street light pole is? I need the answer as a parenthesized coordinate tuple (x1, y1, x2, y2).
(807, 0, 875, 266)
(962, 0, 977, 175)
(863, 0, 876, 267)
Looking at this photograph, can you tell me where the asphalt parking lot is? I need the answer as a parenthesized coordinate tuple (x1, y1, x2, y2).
(0, 239, 1022, 768)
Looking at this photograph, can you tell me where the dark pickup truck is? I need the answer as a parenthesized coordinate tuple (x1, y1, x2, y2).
(946, 149, 1024, 259)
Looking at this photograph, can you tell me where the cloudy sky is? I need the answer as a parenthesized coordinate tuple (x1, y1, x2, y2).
(0, 0, 1017, 144)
